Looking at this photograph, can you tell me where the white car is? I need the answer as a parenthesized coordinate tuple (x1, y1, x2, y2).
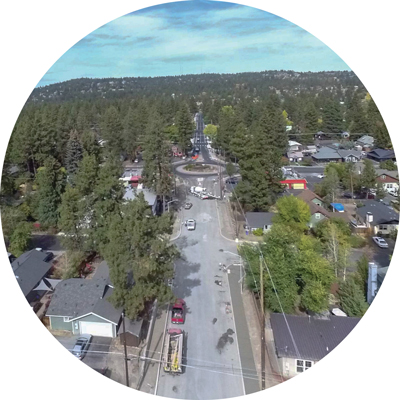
(372, 236, 389, 248)
(186, 219, 196, 231)
(317, 174, 325, 179)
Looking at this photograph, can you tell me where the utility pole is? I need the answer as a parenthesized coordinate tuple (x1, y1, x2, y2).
(122, 311, 130, 388)
(259, 255, 266, 391)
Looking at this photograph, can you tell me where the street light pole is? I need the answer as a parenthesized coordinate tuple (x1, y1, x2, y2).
(259, 255, 266, 391)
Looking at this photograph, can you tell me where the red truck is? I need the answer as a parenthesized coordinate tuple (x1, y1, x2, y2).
(171, 299, 186, 324)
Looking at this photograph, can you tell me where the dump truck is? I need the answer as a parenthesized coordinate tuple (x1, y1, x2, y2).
(162, 328, 185, 374)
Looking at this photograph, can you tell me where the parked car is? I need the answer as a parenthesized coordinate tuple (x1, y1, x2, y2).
(44, 251, 54, 262)
(186, 219, 196, 231)
(171, 299, 186, 324)
(184, 202, 193, 210)
(317, 174, 325, 179)
(71, 334, 92, 360)
(372, 236, 389, 248)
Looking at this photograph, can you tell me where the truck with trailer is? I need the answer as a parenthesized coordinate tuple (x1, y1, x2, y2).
(162, 328, 185, 374)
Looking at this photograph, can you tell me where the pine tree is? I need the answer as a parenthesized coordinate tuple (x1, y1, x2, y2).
(123, 107, 139, 161)
(346, 92, 369, 133)
(338, 276, 369, 317)
(142, 110, 173, 210)
(303, 102, 319, 143)
(101, 106, 124, 156)
(35, 156, 66, 228)
(322, 100, 343, 134)
(65, 130, 83, 178)
(176, 102, 194, 153)
(103, 194, 179, 319)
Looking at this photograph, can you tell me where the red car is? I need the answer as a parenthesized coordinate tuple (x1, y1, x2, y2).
(171, 299, 186, 324)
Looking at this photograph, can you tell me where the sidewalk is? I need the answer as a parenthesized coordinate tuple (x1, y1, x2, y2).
(137, 305, 168, 394)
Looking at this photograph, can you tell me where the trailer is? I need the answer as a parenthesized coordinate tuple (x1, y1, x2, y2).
(162, 328, 185, 374)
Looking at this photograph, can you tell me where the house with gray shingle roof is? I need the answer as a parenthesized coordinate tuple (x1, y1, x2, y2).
(337, 149, 362, 162)
(355, 200, 399, 235)
(367, 149, 396, 162)
(356, 135, 374, 149)
(312, 146, 342, 163)
(46, 261, 123, 338)
(270, 313, 360, 378)
(11, 249, 53, 302)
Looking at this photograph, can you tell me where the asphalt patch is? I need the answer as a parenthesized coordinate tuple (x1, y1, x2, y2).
(216, 329, 235, 354)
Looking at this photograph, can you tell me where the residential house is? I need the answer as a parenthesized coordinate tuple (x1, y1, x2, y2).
(244, 212, 276, 233)
(270, 313, 360, 379)
(375, 169, 399, 195)
(355, 200, 399, 235)
(302, 145, 317, 156)
(337, 149, 362, 163)
(294, 190, 331, 228)
(46, 261, 122, 338)
(312, 146, 342, 163)
(288, 140, 302, 152)
(356, 135, 374, 150)
(287, 151, 303, 162)
(367, 149, 396, 162)
(124, 185, 158, 215)
(11, 249, 54, 303)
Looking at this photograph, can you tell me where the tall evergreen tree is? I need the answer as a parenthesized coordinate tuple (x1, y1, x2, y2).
(65, 130, 83, 178)
(123, 107, 139, 161)
(361, 159, 377, 197)
(101, 106, 124, 156)
(176, 102, 194, 153)
(322, 100, 343, 133)
(367, 98, 392, 148)
(103, 194, 179, 319)
(346, 92, 369, 133)
(142, 110, 173, 211)
(35, 156, 66, 228)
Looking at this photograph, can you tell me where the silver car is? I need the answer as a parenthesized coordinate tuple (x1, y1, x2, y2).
(71, 334, 92, 360)
(372, 236, 389, 248)
(186, 219, 196, 231)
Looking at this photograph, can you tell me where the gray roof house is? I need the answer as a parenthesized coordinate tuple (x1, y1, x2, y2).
(355, 200, 399, 235)
(245, 212, 276, 233)
(312, 147, 342, 163)
(356, 135, 374, 147)
(11, 250, 53, 302)
(337, 149, 362, 162)
(270, 313, 360, 378)
(46, 261, 123, 338)
(367, 149, 396, 162)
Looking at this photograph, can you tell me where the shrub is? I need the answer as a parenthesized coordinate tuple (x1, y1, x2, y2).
(252, 228, 264, 236)
(349, 235, 367, 248)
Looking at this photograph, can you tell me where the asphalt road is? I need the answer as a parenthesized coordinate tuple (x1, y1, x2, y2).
(157, 177, 245, 399)
(157, 114, 258, 399)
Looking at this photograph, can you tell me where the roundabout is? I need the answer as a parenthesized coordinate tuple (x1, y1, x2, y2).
(174, 162, 223, 176)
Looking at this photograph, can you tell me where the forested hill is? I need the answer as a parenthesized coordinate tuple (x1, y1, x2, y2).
(30, 70, 364, 104)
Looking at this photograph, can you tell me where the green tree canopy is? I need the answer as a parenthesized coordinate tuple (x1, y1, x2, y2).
(273, 195, 311, 233)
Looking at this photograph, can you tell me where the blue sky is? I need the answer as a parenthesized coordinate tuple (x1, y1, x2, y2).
(38, 0, 350, 87)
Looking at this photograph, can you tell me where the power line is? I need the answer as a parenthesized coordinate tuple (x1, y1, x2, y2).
(59, 347, 283, 384)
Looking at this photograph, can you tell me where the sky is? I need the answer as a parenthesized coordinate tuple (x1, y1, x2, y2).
(37, 0, 350, 87)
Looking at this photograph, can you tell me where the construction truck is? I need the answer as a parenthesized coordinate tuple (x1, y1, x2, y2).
(162, 328, 185, 374)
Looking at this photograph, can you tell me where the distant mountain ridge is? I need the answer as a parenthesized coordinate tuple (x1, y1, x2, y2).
(29, 70, 364, 104)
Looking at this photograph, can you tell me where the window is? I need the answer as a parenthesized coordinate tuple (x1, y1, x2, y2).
(315, 213, 321, 220)
(296, 359, 313, 373)
(387, 184, 393, 188)
(379, 225, 387, 230)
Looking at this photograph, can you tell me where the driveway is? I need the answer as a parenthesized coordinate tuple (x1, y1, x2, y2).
(56, 335, 111, 371)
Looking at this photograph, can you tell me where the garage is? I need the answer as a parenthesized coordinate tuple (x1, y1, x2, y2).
(80, 321, 114, 337)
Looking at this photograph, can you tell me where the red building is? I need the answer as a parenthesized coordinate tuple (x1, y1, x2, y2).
(280, 179, 307, 190)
